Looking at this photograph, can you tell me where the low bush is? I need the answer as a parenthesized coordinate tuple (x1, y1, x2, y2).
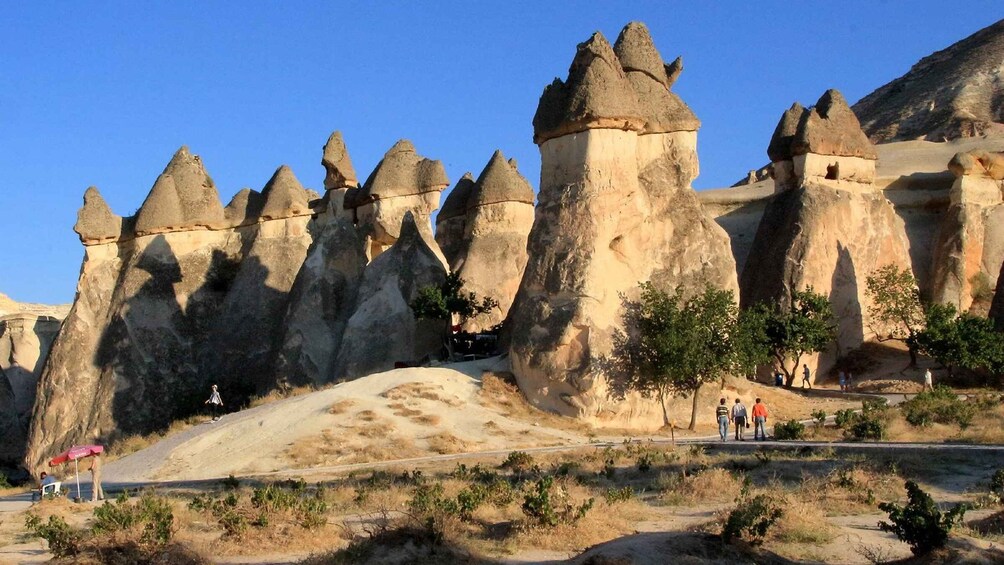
(841, 400, 890, 441)
(721, 494, 783, 545)
(991, 469, 1004, 498)
(878, 481, 966, 556)
(834, 409, 856, 429)
(500, 450, 536, 474)
(521, 476, 594, 528)
(93, 491, 175, 544)
(811, 410, 827, 427)
(24, 514, 84, 557)
(772, 420, 806, 440)
(189, 481, 328, 537)
(900, 385, 974, 428)
(603, 486, 634, 504)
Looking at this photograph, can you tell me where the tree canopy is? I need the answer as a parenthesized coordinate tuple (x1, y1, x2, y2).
(755, 287, 836, 385)
(865, 264, 925, 366)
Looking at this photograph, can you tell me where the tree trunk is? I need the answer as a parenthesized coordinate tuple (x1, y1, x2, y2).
(908, 345, 918, 368)
(688, 384, 701, 431)
(786, 355, 801, 387)
(658, 389, 670, 428)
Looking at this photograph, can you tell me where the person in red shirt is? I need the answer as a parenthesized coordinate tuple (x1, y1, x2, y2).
(751, 398, 769, 441)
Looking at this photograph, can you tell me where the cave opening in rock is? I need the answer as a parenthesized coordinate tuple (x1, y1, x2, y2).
(825, 163, 840, 180)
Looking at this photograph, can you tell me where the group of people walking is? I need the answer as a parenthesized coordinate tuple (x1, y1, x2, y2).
(716, 397, 769, 441)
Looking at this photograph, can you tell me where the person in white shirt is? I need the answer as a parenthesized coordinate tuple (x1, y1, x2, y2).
(731, 398, 748, 441)
(205, 384, 224, 421)
(923, 368, 934, 392)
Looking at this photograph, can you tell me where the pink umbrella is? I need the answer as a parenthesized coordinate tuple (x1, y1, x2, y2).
(49, 445, 104, 501)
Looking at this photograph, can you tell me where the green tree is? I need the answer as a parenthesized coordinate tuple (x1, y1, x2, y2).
(411, 272, 498, 359)
(916, 303, 1004, 378)
(758, 287, 836, 386)
(608, 284, 737, 431)
(865, 265, 926, 367)
(732, 305, 773, 380)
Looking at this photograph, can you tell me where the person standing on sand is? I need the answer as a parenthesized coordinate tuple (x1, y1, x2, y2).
(731, 398, 748, 441)
(752, 398, 769, 440)
(89, 455, 104, 502)
(846, 372, 854, 391)
(923, 368, 934, 392)
(838, 371, 846, 392)
(801, 364, 812, 389)
(716, 398, 730, 441)
(205, 384, 224, 421)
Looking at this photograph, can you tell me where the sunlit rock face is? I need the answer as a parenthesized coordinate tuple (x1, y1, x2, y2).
(929, 150, 1004, 314)
(24, 148, 315, 475)
(343, 139, 449, 264)
(741, 90, 912, 381)
(508, 22, 737, 429)
(436, 151, 535, 332)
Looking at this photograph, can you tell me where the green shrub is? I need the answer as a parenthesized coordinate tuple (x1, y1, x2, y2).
(900, 385, 974, 428)
(772, 420, 806, 440)
(521, 476, 594, 528)
(0, 472, 10, 489)
(834, 409, 856, 428)
(721, 494, 783, 545)
(500, 451, 536, 474)
(878, 481, 966, 555)
(991, 469, 1004, 498)
(811, 410, 827, 427)
(636, 453, 654, 473)
(92, 491, 174, 545)
(847, 416, 885, 440)
(221, 474, 240, 490)
(24, 514, 84, 557)
(604, 486, 634, 504)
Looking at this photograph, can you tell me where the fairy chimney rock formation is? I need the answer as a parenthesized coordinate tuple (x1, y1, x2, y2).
(435, 173, 476, 266)
(258, 166, 311, 221)
(334, 212, 447, 379)
(321, 131, 358, 191)
(770, 91, 878, 190)
(510, 22, 737, 429)
(929, 150, 1004, 312)
(446, 150, 535, 332)
(74, 187, 123, 244)
(133, 146, 226, 235)
(344, 140, 449, 262)
(223, 188, 265, 228)
(741, 90, 911, 381)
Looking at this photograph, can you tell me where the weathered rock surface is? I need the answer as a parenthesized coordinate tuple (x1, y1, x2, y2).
(510, 23, 737, 429)
(0, 297, 67, 469)
(741, 91, 911, 380)
(275, 216, 368, 386)
(929, 150, 1004, 313)
(344, 140, 449, 262)
(335, 213, 447, 379)
(133, 147, 226, 235)
(321, 131, 358, 191)
(435, 173, 476, 266)
(24, 149, 316, 474)
(447, 151, 535, 332)
(853, 19, 1004, 143)
(74, 187, 123, 244)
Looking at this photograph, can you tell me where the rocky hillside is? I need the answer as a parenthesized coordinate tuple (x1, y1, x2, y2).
(852, 18, 1004, 143)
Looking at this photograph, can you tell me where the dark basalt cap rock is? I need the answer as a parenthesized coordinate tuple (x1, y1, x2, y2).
(437, 173, 476, 223)
(533, 31, 644, 145)
(345, 139, 449, 209)
(134, 146, 225, 234)
(471, 150, 535, 209)
(74, 186, 123, 243)
(223, 188, 264, 226)
(767, 103, 808, 162)
(791, 90, 877, 159)
(259, 165, 311, 220)
(321, 131, 358, 190)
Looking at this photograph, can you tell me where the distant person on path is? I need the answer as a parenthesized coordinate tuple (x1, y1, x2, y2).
(846, 372, 854, 392)
(802, 364, 812, 389)
(923, 368, 934, 392)
(89, 455, 104, 502)
(716, 398, 730, 441)
(774, 370, 784, 387)
(731, 398, 748, 441)
(752, 398, 769, 440)
(205, 384, 224, 421)
(838, 371, 846, 392)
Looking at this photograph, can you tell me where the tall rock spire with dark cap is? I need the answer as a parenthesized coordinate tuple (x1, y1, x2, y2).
(133, 146, 225, 234)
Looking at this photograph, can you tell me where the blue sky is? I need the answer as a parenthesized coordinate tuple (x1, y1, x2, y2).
(1, 2, 1000, 304)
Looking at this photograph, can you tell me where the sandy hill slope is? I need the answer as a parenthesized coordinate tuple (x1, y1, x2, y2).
(100, 358, 851, 484)
(852, 18, 1004, 143)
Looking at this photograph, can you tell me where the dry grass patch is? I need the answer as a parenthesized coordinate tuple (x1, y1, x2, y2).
(426, 432, 481, 455)
(104, 414, 205, 461)
(328, 399, 356, 414)
(381, 382, 463, 407)
(248, 383, 323, 408)
(355, 410, 378, 422)
(658, 467, 741, 506)
(388, 402, 423, 418)
(479, 372, 594, 434)
(413, 414, 441, 426)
